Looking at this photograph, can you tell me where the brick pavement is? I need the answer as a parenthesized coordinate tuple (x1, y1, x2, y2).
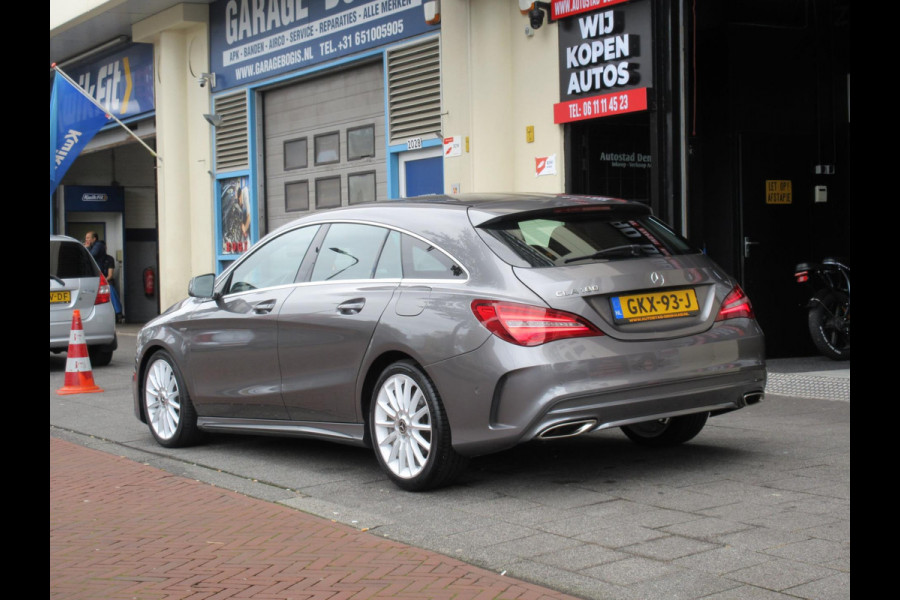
(50, 437, 580, 600)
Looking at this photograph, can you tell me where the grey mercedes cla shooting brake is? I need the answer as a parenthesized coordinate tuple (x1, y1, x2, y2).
(133, 194, 766, 490)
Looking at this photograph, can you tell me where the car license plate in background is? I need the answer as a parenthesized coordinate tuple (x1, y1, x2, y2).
(50, 291, 71, 304)
(611, 289, 699, 323)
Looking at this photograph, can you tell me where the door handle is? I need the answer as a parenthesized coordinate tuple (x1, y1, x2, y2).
(743, 236, 760, 258)
(253, 300, 276, 314)
(337, 298, 366, 315)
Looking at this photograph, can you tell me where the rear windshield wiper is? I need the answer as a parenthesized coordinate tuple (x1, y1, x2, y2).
(564, 244, 645, 264)
(50, 274, 66, 286)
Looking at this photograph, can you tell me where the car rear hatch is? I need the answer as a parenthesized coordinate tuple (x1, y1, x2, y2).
(472, 203, 728, 340)
(50, 239, 101, 327)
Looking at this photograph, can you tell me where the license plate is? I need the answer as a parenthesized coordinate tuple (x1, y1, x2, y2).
(50, 291, 71, 304)
(610, 289, 699, 323)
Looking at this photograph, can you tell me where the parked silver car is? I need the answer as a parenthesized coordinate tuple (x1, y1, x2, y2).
(133, 194, 766, 490)
(50, 235, 117, 366)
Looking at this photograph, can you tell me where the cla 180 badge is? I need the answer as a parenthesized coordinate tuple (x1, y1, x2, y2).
(556, 285, 600, 297)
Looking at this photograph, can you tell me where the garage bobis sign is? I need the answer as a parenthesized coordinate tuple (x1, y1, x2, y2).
(210, 0, 439, 91)
(554, 0, 651, 124)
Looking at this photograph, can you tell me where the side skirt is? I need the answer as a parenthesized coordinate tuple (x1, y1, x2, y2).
(197, 417, 367, 447)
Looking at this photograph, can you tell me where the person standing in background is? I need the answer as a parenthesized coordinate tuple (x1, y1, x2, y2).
(84, 231, 106, 260)
(85, 231, 123, 322)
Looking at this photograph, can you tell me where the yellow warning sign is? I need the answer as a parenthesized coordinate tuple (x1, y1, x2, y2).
(766, 180, 792, 204)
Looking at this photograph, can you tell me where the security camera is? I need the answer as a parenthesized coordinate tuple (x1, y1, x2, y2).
(529, 6, 545, 30)
(198, 72, 216, 89)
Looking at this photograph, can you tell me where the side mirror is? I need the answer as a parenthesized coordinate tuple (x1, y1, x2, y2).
(188, 273, 217, 299)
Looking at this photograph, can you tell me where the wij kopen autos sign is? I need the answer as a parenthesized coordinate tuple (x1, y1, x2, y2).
(553, 0, 652, 124)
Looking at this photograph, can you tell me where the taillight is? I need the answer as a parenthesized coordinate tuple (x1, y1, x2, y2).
(471, 299, 602, 346)
(794, 270, 809, 283)
(716, 285, 753, 321)
(95, 273, 111, 305)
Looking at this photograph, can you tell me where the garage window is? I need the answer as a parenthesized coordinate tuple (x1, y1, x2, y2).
(348, 125, 375, 160)
(316, 176, 341, 209)
(285, 180, 309, 212)
(284, 138, 308, 170)
(314, 132, 340, 165)
(348, 172, 376, 205)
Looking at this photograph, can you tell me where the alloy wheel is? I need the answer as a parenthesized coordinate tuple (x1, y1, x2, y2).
(145, 357, 182, 441)
(373, 373, 433, 479)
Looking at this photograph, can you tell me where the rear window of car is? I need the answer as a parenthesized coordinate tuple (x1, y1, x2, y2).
(480, 211, 698, 267)
(50, 240, 99, 278)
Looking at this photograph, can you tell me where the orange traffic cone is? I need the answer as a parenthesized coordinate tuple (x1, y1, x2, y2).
(56, 309, 104, 395)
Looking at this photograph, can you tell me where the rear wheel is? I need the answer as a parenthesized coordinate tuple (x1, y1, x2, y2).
(88, 347, 113, 367)
(370, 361, 467, 491)
(808, 291, 850, 360)
(621, 412, 709, 447)
(143, 351, 200, 448)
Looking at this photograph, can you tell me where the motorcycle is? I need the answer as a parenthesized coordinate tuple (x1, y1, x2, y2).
(793, 258, 850, 360)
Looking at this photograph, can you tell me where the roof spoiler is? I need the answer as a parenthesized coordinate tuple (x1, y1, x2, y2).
(470, 200, 650, 228)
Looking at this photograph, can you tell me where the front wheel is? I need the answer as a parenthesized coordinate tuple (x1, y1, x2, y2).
(370, 361, 467, 491)
(808, 291, 850, 360)
(88, 346, 113, 367)
(142, 350, 200, 448)
(621, 412, 709, 447)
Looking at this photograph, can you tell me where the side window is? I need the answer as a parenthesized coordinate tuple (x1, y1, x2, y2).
(51, 241, 99, 278)
(374, 230, 402, 279)
(310, 223, 389, 282)
(226, 226, 319, 294)
(401, 235, 465, 279)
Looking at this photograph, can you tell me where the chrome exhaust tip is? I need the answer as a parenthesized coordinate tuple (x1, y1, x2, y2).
(538, 419, 597, 440)
(743, 391, 764, 405)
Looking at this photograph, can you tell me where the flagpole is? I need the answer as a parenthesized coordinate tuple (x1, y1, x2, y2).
(51, 63, 162, 163)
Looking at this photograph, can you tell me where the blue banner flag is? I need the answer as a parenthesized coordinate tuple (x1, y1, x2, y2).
(50, 72, 110, 195)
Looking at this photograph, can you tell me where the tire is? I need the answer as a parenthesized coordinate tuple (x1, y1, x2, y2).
(370, 361, 467, 491)
(621, 412, 709, 447)
(808, 291, 850, 360)
(88, 347, 113, 367)
(142, 350, 200, 448)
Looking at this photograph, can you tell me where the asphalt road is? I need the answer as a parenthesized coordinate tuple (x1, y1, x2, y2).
(50, 326, 849, 600)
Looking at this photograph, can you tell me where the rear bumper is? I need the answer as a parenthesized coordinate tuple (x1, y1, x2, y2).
(427, 319, 766, 456)
(49, 304, 117, 351)
(524, 369, 765, 441)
